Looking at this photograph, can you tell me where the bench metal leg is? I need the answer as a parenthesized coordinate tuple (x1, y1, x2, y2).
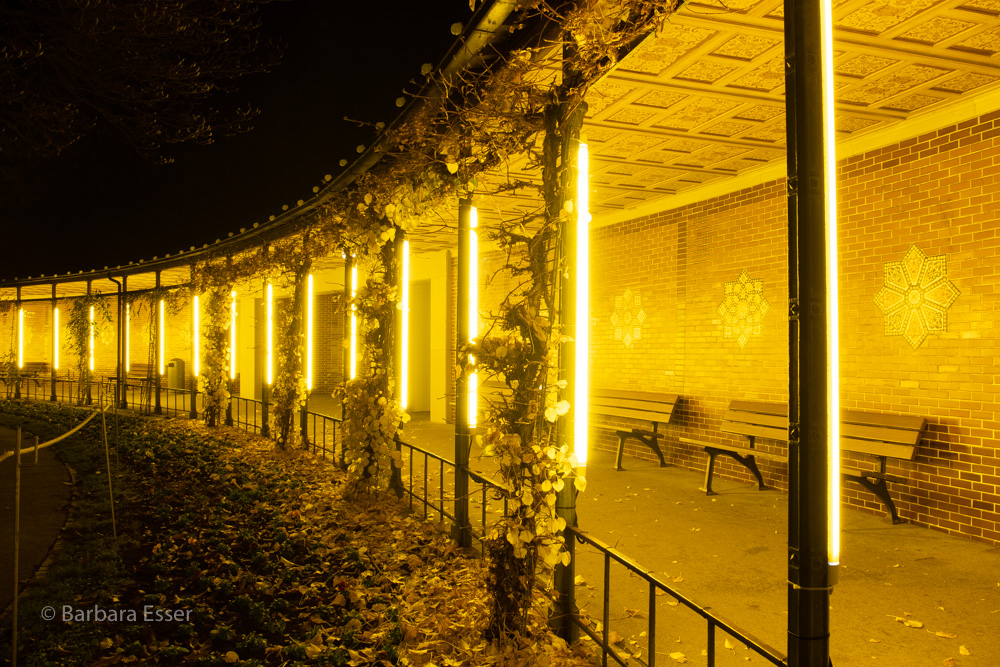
(645, 435, 668, 468)
(702, 448, 769, 494)
(701, 450, 720, 495)
(732, 453, 768, 491)
(849, 474, 905, 525)
(615, 434, 627, 471)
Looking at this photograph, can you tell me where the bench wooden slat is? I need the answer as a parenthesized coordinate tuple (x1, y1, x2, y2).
(723, 409, 788, 430)
(591, 389, 678, 406)
(842, 410, 924, 431)
(721, 420, 788, 442)
(598, 405, 675, 424)
(592, 396, 677, 414)
(841, 422, 921, 446)
(729, 400, 788, 416)
(842, 437, 917, 461)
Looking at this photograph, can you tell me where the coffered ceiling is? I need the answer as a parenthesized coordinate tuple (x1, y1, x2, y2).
(467, 0, 1000, 240)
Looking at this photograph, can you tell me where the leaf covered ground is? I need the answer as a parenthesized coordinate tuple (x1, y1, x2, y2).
(2, 402, 598, 666)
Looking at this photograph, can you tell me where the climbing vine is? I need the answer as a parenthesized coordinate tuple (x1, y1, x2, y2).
(66, 293, 112, 404)
(337, 239, 409, 497)
(198, 286, 232, 427)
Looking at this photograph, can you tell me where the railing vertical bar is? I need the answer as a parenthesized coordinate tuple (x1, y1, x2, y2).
(603, 552, 611, 667)
(422, 453, 429, 520)
(408, 450, 414, 510)
(707, 621, 716, 667)
(439, 458, 445, 522)
(648, 581, 656, 667)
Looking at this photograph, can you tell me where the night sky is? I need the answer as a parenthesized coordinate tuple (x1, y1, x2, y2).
(0, 0, 470, 281)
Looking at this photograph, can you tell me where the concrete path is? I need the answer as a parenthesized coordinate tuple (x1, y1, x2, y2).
(389, 411, 1000, 666)
(0, 426, 72, 613)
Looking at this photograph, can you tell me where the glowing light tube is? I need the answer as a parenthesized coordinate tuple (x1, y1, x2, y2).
(17, 308, 24, 368)
(468, 207, 479, 428)
(89, 306, 95, 372)
(307, 274, 314, 391)
(266, 283, 273, 385)
(193, 295, 201, 377)
(125, 304, 130, 373)
(401, 241, 410, 409)
(821, 0, 841, 569)
(230, 291, 237, 379)
(54, 307, 60, 370)
(576, 141, 591, 467)
(159, 300, 165, 375)
(350, 264, 358, 380)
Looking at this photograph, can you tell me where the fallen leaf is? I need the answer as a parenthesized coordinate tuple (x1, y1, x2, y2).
(99, 638, 113, 650)
(960, 646, 971, 656)
(668, 651, 688, 663)
(575, 575, 586, 586)
(608, 631, 624, 645)
(724, 638, 735, 650)
(935, 631, 957, 639)
(943, 659, 955, 667)
(224, 651, 239, 664)
(624, 608, 641, 618)
(869, 639, 880, 643)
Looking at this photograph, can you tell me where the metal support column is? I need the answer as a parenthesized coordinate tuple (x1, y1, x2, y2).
(552, 79, 587, 639)
(190, 278, 198, 420)
(86, 280, 93, 405)
(107, 275, 123, 412)
(119, 276, 128, 409)
(389, 231, 404, 497)
(341, 254, 353, 467)
(154, 271, 162, 415)
(452, 199, 473, 549)
(14, 286, 21, 399)
(51, 284, 58, 402)
(785, 1, 837, 664)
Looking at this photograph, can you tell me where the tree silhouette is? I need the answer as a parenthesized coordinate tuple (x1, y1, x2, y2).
(0, 0, 279, 175)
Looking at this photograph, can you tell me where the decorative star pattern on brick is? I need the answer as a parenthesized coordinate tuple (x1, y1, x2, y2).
(610, 288, 646, 349)
(873, 244, 960, 349)
(717, 269, 769, 348)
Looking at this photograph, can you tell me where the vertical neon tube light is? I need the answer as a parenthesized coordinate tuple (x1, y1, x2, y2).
(125, 304, 130, 373)
(17, 308, 24, 368)
(576, 141, 591, 467)
(89, 306, 95, 371)
(821, 0, 841, 570)
(158, 300, 165, 375)
(306, 274, 314, 391)
(468, 207, 479, 428)
(193, 295, 201, 377)
(266, 283, 273, 385)
(54, 308, 60, 370)
(350, 264, 358, 380)
(229, 291, 237, 379)
(401, 241, 410, 409)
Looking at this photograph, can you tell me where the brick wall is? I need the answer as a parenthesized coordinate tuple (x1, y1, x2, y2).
(594, 112, 1000, 544)
(313, 292, 344, 394)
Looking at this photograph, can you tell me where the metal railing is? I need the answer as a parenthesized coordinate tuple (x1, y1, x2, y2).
(0, 381, 786, 664)
(396, 438, 508, 547)
(569, 527, 787, 667)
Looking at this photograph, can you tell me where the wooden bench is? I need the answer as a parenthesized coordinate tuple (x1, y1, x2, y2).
(591, 389, 679, 471)
(19, 361, 51, 378)
(680, 400, 788, 495)
(681, 400, 925, 524)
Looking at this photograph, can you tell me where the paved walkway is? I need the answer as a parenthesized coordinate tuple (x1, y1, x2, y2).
(0, 426, 72, 614)
(384, 409, 999, 666)
(5, 397, 998, 664)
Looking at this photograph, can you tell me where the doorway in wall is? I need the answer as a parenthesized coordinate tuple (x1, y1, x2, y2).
(408, 280, 431, 414)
